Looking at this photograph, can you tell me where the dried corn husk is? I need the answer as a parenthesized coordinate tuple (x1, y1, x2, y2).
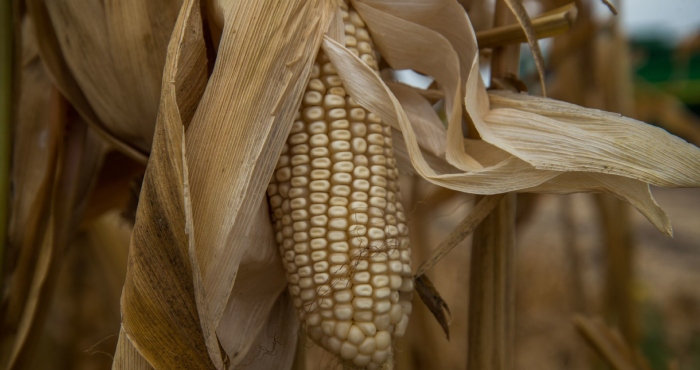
(26, 0, 182, 160)
(114, 0, 335, 368)
(104, 0, 700, 368)
(343, 0, 700, 236)
(113, 0, 214, 367)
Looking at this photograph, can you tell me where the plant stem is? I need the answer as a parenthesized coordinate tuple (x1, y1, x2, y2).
(596, 195, 637, 345)
(476, 3, 577, 49)
(416, 194, 504, 277)
(467, 193, 515, 370)
(490, 0, 521, 82)
(467, 2, 518, 369)
(562, 196, 587, 314)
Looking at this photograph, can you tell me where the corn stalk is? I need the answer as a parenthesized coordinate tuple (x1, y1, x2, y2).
(467, 1, 518, 369)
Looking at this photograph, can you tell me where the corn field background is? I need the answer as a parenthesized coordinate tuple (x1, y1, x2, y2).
(1, 0, 700, 369)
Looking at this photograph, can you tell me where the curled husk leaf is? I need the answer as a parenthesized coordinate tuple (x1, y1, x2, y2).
(341, 0, 700, 236)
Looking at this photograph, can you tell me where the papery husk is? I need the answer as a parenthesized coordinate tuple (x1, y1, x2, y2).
(526, 172, 670, 235)
(486, 91, 700, 188)
(322, 27, 558, 193)
(115, 0, 336, 368)
(345, 0, 700, 235)
(355, 0, 480, 171)
(26, 0, 182, 161)
(114, 0, 216, 368)
(231, 292, 299, 370)
(183, 1, 334, 366)
(634, 83, 700, 147)
(113, 327, 153, 370)
(215, 199, 287, 363)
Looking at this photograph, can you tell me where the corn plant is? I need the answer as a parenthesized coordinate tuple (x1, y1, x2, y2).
(2, 0, 699, 369)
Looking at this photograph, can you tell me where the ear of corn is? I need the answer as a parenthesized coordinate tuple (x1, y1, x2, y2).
(266, 2, 412, 368)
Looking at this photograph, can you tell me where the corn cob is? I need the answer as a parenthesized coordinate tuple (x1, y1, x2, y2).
(266, 2, 412, 368)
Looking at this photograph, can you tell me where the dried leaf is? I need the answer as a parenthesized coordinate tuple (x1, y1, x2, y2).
(502, 0, 547, 96)
(216, 199, 287, 362)
(182, 4, 334, 366)
(39, 0, 181, 153)
(115, 0, 337, 367)
(414, 274, 451, 340)
(415, 194, 505, 276)
(115, 0, 218, 368)
(25, 0, 148, 163)
(323, 33, 559, 194)
(349, 0, 698, 235)
(232, 293, 299, 370)
(385, 81, 447, 160)
(527, 172, 672, 235)
(356, 0, 480, 171)
(113, 327, 153, 370)
(574, 316, 651, 370)
(486, 91, 700, 188)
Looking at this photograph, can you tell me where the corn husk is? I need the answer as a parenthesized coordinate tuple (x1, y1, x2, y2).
(185, 0, 335, 365)
(113, 0, 215, 367)
(342, 0, 700, 236)
(26, 0, 182, 161)
(113, 0, 335, 368)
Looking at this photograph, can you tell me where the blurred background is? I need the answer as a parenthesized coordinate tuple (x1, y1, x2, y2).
(11, 0, 700, 369)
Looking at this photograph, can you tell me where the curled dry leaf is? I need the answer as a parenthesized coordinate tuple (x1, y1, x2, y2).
(114, 0, 217, 368)
(115, 0, 335, 368)
(486, 91, 700, 188)
(183, 0, 335, 366)
(414, 275, 451, 340)
(501, 0, 547, 95)
(346, 0, 700, 235)
(26, 0, 182, 161)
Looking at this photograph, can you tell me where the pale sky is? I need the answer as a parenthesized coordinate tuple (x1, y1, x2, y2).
(619, 0, 700, 41)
